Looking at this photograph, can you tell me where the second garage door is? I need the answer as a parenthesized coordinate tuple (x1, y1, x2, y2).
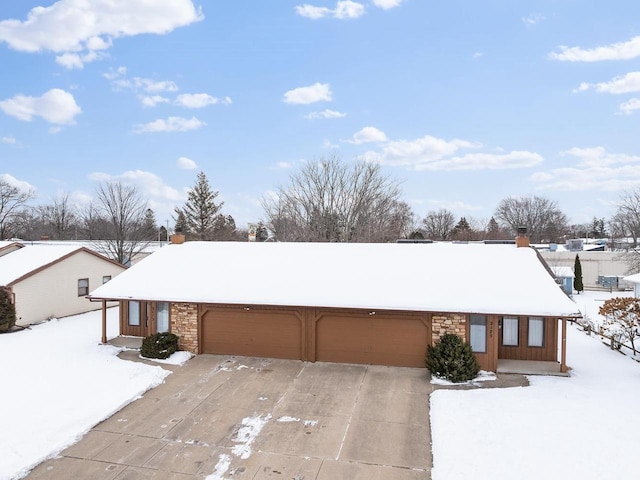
(201, 306, 303, 360)
(315, 311, 429, 367)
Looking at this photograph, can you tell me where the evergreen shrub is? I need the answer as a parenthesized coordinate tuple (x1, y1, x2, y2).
(0, 288, 16, 333)
(141, 332, 179, 359)
(426, 333, 480, 382)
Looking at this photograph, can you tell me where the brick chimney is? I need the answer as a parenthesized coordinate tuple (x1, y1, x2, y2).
(170, 233, 185, 244)
(516, 226, 529, 248)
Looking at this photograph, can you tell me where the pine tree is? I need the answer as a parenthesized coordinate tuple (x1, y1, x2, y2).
(452, 217, 472, 240)
(574, 254, 584, 294)
(0, 287, 16, 332)
(180, 171, 223, 240)
(173, 209, 188, 235)
(142, 208, 158, 240)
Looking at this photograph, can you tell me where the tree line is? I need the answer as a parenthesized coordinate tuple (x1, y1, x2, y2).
(2, 155, 640, 263)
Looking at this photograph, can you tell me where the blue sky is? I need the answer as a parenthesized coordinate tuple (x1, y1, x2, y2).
(1, 0, 640, 230)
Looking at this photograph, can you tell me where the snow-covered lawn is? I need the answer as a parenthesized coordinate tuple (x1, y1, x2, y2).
(0, 308, 170, 480)
(430, 290, 640, 480)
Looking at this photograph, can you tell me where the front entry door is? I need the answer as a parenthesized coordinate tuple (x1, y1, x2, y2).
(122, 300, 150, 337)
(469, 314, 499, 371)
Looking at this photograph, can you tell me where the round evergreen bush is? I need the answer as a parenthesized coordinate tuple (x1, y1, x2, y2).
(140, 332, 179, 359)
(0, 288, 16, 333)
(426, 333, 480, 382)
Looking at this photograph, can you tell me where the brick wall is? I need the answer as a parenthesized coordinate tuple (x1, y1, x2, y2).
(171, 303, 198, 353)
(431, 313, 466, 343)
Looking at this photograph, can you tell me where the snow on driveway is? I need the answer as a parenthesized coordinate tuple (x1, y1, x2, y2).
(0, 308, 170, 480)
(431, 292, 640, 480)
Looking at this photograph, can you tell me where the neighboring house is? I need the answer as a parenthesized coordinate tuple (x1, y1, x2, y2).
(541, 251, 628, 289)
(0, 240, 24, 257)
(21, 240, 165, 265)
(551, 266, 575, 295)
(0, 245, 126, 326)
(89, 237, 580, 372)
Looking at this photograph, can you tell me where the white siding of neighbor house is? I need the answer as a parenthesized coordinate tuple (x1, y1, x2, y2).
(11, 250, 125, 326)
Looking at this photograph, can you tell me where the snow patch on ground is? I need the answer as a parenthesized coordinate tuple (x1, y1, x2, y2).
(430, 370, 496, 386)
(303, 419, 319, 427)
(205, 453, 231, 480)
(430, 291, 640, 480)
(277, 416, 300, 423)
(0, 308, 170, 480)
(140, 350, 193, 365)
(231, 414, 271, 460)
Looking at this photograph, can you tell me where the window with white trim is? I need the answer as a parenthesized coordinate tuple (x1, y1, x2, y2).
(528, 317, 544, 347)
(502, 317, 519, 346)
(469, 314, 487, 353)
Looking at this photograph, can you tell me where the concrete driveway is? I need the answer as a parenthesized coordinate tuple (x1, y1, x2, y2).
(27, 355, 432, 479)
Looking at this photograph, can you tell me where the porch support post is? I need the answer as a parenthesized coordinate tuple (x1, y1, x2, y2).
(101, 300, 107, 344)
(560, 317, 567, 373)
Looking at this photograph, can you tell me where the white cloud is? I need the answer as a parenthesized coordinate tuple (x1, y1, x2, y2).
(270, 161, 293, 170)
(177, 156, 197, 170)
(304, 109, 347, 120)
(349, 126, 388, 144)
(295, 5, 333, 19)
(1, 136, 16, 144)
(295, 1, 365, 20)
(140, 95, 170, 108)
(575, 71, 640, 94)
(89, 170, 183, 204)
(283, 83, 332, 104)
(105, 68, 179, 94)
(0, 173, 34, 192)
(372, 0, 405, 10)
(335, 1, 365, 19)
(620, 97, 640, 115)
(0, 88, 81, 125)
(531, 146, 640, 191)
(549, 35, 640, 62)
(133, 116, 206, 134)
(360, 133, 542, 171)
(0, 0, 203, 69)
(522, 13, 545, 26)
(473, 52, 483, 59)
(174, 93, 232, 108)
(323, 139, 340, 149)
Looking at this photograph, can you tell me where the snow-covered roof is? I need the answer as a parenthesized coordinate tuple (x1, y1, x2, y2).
(623, 272, 640, 284)
(89, 242, 581, 317)
(0, 240, 23, 250)
(551, 266, 575, 278)
(0, 245, 83, 285)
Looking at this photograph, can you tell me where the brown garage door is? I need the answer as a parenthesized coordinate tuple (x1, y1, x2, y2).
(315, 311, 429, 367)
(201, 306, 303, 360)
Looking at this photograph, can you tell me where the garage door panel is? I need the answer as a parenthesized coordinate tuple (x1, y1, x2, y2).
(316, 312, 428, 368)
(202, 308, 302, 360)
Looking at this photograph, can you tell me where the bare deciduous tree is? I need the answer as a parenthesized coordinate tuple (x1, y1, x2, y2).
(422, 209, 455, 240)
(38, 193, 78, 240)
(0, 178, 35, 239)
(494, 195, 568, 243)
(262, 156, 410, 242)
(93, 181, 149, 264)
(613, 190, 640, 248)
